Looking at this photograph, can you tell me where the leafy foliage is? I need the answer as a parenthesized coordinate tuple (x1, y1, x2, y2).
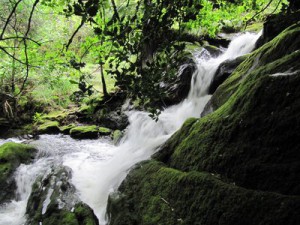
(0, 0, 292, 120)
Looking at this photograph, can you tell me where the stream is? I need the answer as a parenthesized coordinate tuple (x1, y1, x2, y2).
(0, 32, 261, 225)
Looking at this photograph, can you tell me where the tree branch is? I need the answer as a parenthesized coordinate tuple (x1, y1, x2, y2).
(0, 45, 28, 65)
(0, 36, 41, 45)
(111, 0, 121, 21)
(15, 38, 29, 96)
(65, 18, 85, 50)
(24, 0, 40, 37)
(244, 0, 275, 29)
(0, 0, 23, 39)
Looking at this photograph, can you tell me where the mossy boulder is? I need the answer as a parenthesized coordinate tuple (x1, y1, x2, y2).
(98, 127, 111, 135)
(210, 23, 300, 112)
(0, 142, 37, 203)
(26, 167, 98, 225)
(59, 124, 76, 135)
(108, 161, 300, 225)
(40, 111, 68, 123)
(37, 121, 60, 134)
(112, 130, 123, 144)
(70, 125, 99, 139)
(108, 23, 300, 224)
(208, 54, 248, 95)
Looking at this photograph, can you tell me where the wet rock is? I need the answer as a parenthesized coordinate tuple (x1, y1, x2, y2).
(208, 55, 247, 94)
(108, 24, 300, 224)
(98, 127, 111, 136)
(93, 93, 129, 130)
(201, 99, 214, 117)
(70, 125, 99, 139)
(203, 43, 223, 57)
(0, 142, 37, 203)
(59, 124, 76, 135)
(26, 167, 98, 225)
(97, 109, 129, 130)
(163, 43, 223, 106)
(256, 11, 300, 48)
(112, 130, 123, 145)
(37, 121, 60, 134)
(163, 59, 196, 105)
(108, 161, 300, 225)
(40, 111, 68, 123)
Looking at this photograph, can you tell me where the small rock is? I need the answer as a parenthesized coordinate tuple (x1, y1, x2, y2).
(70, 125, 99, 139)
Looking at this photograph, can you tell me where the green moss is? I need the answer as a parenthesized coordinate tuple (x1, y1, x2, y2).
(74, 203, 98, 225)
(245, 22, 263, 32)
(0, 142, 37, 203)
(42, 111, 67, 120)
(34, 111, 68, 125)
(79, 104, 95, 116)
(37, 120, 60, 134)
(98, 127, 111, 135)
(70, 125, 99, 139)
(108, 23, 300, 225)
(26, 168, 98, 225)
(211, 23, 300, 110)
(112, 130, 123, 144)
(162, 50, 300, 195)
(108, 161, 300, 225)
(60, 124, 76, 134)
(41, 210, 79, 225)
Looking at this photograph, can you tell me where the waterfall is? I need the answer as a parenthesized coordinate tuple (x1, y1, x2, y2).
(0, 32, 261, 225)
(64, 32, 261, 224)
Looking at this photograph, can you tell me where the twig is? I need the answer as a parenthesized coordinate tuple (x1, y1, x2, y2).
(0, 0, 23, 39)
(0, 36, 41, 45)
(65, 18, 85, 50)
(16, 0, 40, 96)
(244, 0, 274, 29)
(111, 0, 121, 21)
(0, 46, 28, 65)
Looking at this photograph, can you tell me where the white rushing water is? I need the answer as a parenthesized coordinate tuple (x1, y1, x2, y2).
(0, 32, 260, 225)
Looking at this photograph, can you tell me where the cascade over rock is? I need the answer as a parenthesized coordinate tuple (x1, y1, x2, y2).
(208, 54, 247, 94)
(0, 142, 37, 204)
(107, 23, 300, 225)
(26, 167, 98, 225)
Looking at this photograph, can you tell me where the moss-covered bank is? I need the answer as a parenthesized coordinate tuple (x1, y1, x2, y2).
(0, 142, 37, 203)
(107, 23, 300, 224)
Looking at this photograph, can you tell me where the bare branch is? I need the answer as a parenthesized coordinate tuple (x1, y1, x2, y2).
(0, 36, 41, 45)
(111, 0, 121, 21)
(0, 45, 27, 65)
(15, 38, 29, 96)
(244, 0, 275, 29)
(24, 0, 40, 37)
(0, 0, 23, 39)
(14, 0, 39, 96)
(65, 18, 85, 50)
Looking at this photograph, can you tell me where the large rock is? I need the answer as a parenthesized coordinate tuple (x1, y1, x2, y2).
(93, 92, 129, 130)
(37, 121, 60, 134)
(163, 59, 196, 105)
(59, 124, 76, 135)
(208, 55, 247, 94)
(256, 11, 300, 48)
(107, 23, 300, 224)
(26, 167, 98, 225)
(0, 142, 37, 203)
(108, 161, 300, 225)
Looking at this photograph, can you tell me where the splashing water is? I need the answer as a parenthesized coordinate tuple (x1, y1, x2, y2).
(0, 32, 261, 225)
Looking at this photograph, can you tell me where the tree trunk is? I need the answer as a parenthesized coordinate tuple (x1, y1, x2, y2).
(100, 62, 108, 97)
